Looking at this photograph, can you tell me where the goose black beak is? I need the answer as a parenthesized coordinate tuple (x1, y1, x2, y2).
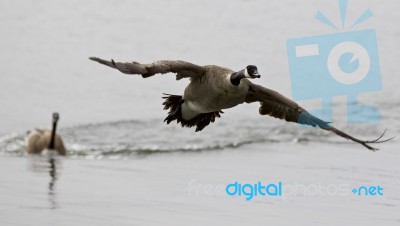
(252, 73, 261, 78)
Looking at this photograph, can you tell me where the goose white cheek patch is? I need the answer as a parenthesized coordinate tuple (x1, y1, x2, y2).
(244, 69, 251, 78)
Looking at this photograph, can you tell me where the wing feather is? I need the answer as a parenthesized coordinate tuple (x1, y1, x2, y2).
(89, 57, 205, 80)
(245, 83, 393, 151)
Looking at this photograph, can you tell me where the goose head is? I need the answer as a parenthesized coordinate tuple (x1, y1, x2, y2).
(52, 112, 59, 124)
(230, 65, 261, 86)
(245, 65, 261, 79)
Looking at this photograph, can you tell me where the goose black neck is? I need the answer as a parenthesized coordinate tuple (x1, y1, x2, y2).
(230, 70, 245, 86)
(48, 121, 57, 149)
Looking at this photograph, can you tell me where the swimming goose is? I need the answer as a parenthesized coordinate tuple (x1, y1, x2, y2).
(26, 113, 66, 155)
(89, 57, 392, 151)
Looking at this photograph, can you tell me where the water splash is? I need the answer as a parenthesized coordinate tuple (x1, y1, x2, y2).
(1, 113, 394, 159)
(0, 118, 288, 159)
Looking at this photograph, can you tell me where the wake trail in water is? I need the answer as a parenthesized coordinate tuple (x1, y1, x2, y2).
(0, 116, 396, 159)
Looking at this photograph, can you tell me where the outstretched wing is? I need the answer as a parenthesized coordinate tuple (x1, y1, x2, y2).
(245, 83, 393, 151)
(89, 57, 205, 80)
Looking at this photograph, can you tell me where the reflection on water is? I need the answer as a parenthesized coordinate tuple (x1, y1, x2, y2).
(28, 152, 61, 209)
(48, 157, 57, 209)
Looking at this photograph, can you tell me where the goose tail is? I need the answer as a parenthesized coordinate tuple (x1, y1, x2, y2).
(162, 94, 223, 132)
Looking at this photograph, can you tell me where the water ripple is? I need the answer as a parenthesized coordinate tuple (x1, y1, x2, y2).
(0, 117, 396, 159)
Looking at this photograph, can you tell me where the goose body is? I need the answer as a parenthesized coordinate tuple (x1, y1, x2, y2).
(182, 65, 250, 119)
(26, 113, 66, 155)
(89, 57, 392, 151)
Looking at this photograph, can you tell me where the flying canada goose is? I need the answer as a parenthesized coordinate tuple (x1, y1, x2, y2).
(26, 112, 66, 155)
(89, 57, 392, 151)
